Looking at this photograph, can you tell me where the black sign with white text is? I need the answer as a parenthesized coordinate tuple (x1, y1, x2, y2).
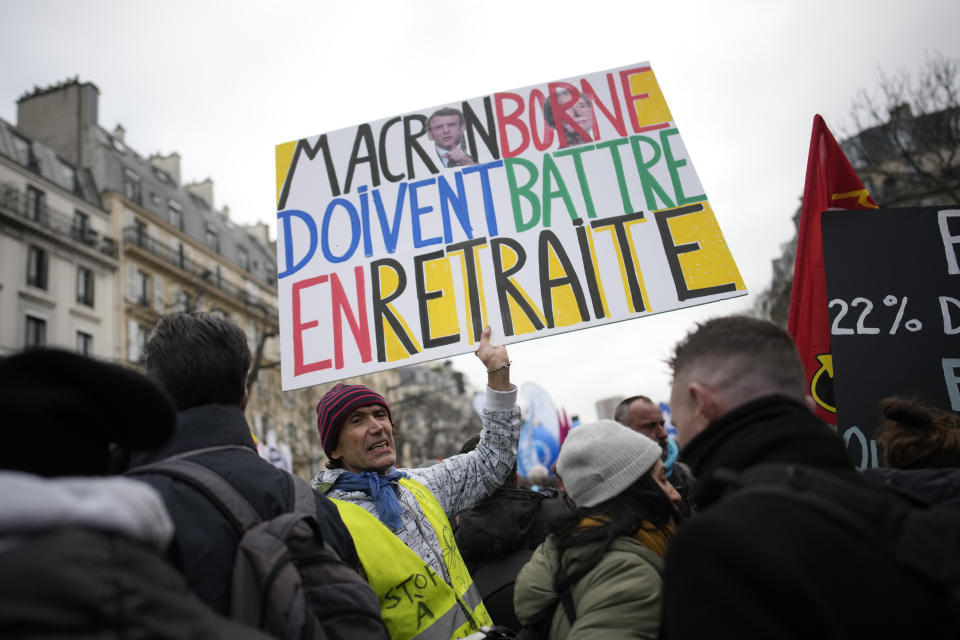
(822, 206, 960, 469)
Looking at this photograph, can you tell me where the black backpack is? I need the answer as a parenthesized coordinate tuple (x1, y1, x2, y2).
(130, 451, 387, 640)
(716, 463, 960, 631)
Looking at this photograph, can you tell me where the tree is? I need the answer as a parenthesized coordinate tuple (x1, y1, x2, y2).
(754, 53, 960, 326)
(843, 52, 960, 206)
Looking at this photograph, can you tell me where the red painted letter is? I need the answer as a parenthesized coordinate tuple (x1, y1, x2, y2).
(582, 76, 626, 137)
(495, 92, 530, 158)
(330, 266, 372, 369)
(292, 275, 332, 376)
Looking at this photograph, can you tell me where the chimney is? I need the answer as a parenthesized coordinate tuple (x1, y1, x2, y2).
(186, 178, 214, 210)
(149, 151, 181, 185)
(16, 79, 100, 166)
(244, 222, 272, 247)
(112, 124, 125, 143)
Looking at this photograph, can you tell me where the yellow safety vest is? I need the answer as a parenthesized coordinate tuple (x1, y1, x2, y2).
(332, 477, 492, 640)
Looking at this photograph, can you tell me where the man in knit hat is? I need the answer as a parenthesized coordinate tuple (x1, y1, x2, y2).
(312, 326, 521, 640)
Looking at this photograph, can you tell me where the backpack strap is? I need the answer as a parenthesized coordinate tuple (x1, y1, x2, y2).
(130, 458, 261, 532)
(554, 565, 577, 625)
(157, 444, 256, 461)
(557, 585, 576, 625)
(289, 469, 321, 516)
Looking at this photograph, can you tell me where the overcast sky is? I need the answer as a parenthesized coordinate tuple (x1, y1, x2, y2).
(4, 0, 958, 421)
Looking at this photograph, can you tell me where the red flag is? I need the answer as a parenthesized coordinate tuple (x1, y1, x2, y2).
(788, 115, 877, 425)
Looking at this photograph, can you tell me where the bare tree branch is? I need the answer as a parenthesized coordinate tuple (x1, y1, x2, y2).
(843, 51, 960, 206)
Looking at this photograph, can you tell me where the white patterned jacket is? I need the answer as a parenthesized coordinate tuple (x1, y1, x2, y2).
(313, 384, 520, 584)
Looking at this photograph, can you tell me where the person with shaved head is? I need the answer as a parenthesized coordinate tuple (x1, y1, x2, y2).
(660, 315, 954, 638)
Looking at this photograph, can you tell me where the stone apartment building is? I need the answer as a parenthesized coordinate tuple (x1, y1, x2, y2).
(0, 118, 118, 359)
(12, 79, 330, 476)
(8, 78, 481, 478)
(754, 105, 960, 326)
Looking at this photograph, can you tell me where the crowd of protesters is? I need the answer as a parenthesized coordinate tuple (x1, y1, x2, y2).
(1, 311, 957, 639)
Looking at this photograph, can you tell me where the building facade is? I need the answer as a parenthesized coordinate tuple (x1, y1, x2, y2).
(10, 79, 480, 479)
(754, 105, 960, 326)
(0, 118, 118, 358)
(14, 80, 327, 474)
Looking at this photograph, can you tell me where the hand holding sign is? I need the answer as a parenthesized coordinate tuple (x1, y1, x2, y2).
(476, 326, 510, 391)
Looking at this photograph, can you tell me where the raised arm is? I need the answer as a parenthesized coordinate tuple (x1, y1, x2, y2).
(476, 325, 511, 391)
(407, 326, 520, 514)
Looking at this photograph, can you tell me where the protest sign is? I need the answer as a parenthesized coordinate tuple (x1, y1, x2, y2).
(275, 63, 746, 389)
(823, 206, 960, 469)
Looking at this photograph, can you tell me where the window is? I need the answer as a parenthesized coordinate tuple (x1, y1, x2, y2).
(76, 331, 93, 356)
(128, 320, 147, 363)
(133, 218, 147, 247)
(77, 266, 94, 306)
(176, 240, 186, 268)
(123, 169, 142, 205)
(25, 316, 46, 348)
(154, 167, 174, 185)
(238, 245, 250, 271)
(27, 245, 48, 289)
(168, 200, 183, 230)
(26, 186, 45, 222)
(205, 225, 219, 253)
(72, 210, 93, 244)
(135, 269, 150, 306)
(11, 133, 31, 166)
(59, 160, 79, 193)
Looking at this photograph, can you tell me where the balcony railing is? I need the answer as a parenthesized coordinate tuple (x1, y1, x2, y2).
(123, 226, 277, 318)
(0, 185, 118, 259)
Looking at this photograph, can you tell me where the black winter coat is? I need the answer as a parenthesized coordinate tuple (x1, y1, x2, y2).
(0, 472, 269, 639)
(0, 529, 272, 639)
(661, 394, 954, 639)
(129, 403, 363, 614)
(455, 487, 574, 630)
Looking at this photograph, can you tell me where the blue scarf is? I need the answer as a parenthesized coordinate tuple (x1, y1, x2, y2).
(664, 437, 680, 479)
(333, 469, 408, 531)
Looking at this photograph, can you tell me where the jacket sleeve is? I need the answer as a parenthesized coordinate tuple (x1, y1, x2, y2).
(568, 550, 664, 640)
(513, 539, 559, 625)
(406, 384, 520, 515)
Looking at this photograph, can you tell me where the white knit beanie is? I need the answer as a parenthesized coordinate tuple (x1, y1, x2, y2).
(556, 419, 663, 507)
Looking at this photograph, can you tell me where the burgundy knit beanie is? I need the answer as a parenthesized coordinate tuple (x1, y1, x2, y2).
(316, 383, 392, 456)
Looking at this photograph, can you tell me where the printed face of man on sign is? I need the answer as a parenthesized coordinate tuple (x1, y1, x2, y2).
(426, 109, 465, 151)
(426, 107, 477, 168)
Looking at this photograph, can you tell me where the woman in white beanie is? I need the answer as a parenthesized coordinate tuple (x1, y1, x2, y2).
(513, 420, 682, 639)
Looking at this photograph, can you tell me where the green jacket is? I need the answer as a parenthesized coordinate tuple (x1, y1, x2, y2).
(513, 533, 664, 639)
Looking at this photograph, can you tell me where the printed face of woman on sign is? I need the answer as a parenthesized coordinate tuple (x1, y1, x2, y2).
(548, 88, 595, 146)
(567, 94, 594, 137)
